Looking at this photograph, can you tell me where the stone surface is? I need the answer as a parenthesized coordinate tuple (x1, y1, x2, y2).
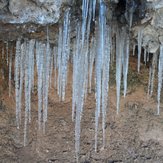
(151, 8, 163, 28)
(0, 0, 162, 56)
(0, 0, 72, 24)
(0, 0, 8, 10)
(8, 0, 62, 24)
(142, 25, 160, 53)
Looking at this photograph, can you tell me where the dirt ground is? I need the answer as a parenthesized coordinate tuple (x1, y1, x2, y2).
(1, 56, 163, 163)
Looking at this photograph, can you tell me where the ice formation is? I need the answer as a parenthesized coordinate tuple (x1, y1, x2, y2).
(0, 0, 163, 162)
(137, 26, 143, 73)
(148, 53, 158, 97)
(115, 26, 130, 113)
(9, 44, 13, 97)
(157, 45, 163, 115)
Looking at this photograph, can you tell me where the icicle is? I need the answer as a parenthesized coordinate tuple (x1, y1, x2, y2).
(123, 28, 130, 97)
(18, 41, 26, 125)
(83, 42, 89, 102)
(147, 49, 150, 62)
(116, 31, 121, 114)
(157, 45, 163, 115)
(147, 66, 152, 97)
(137, 27, 143, 73)
(57, 8, 71, 101)
(42, 26, 52, 132)
(81, 0, 89, 46)
(132, 43, 136, 56)
(49, 50, 53, 88)
(28, 40, 35, 123)
(75, 47, 88, 162)
(92, 0, 96, 21)
(86, 0, 92, 49)
(74, 21, 90, 161)
(43, 41, 51, 132)
(148, 53, 158, 97)
(24, 41, 29, 146)
(46, 28, 53, 89)
(101, 26, 111, 148)
(53, 46, 57, 88)
(36, 41, 45, 130)
(89, 36, 95, 93)
(2, 44, 4, 59)
(95, 1, 106, 152)
(57, 24, 63, 99)
(74, 37, 87, 162)
(39, 27, 51, 132)
(6, 42, 9, 65)
(9, 44, 13, 97)
(111, 33, 115, 68)
(23, 39, 35, 145)
(125, 0, 136, 28)
(1, 44, 4, 79)
(144, 48, 147, 64)
(15, 39, 21, 129)
(72, 22, 81, 121)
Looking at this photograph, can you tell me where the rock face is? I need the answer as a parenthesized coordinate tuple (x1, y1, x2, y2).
(0, 0, 72, 24)
(0, 0, 162, 53)
(131, 0, 163, 53)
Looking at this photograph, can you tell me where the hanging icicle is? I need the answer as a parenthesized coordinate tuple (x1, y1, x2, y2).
(148, 53, 158, 97)
(92, 0, 96, 21)
(95, 0, 108, 151)
(14, 39, 21, 129)
(6, 41, 9, 65)
(137, 26, 143, 73)
(81, 0, 89, 46)
(36, 41, 44, 130)
(89, 36, 96, 93)
(58, 8, 71, 101)
(122, 27, 130, 97)
(144, 48, 147, 64)
(115, 28, 123, 114)
(9, 44, 13, 97)
(157, 45, 163, 115)
(101, 26, 111, 148)
(24, 39, 35, 145)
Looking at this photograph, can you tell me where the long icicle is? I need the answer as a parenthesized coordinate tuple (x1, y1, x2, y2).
(81, 0, 89, 46)
(116, 28, 123, 114)
(92, 0, 96, 21)
(123, 28, 130, 97)
(101, 26, 111, 148)
(72, 22, 81, 121)
(9, 44, 13, 97)
(18, 41, 26, 125)
(15, 39, 21, 129)
(36, 41, 44, 130)
(137, 26, 143, 73)
(43, 40, 51, 132)
(157, 45, 163, 115)
(89, 36, 95, 93)
(24, 40, 29, 146)
(95, 0, 106, 152)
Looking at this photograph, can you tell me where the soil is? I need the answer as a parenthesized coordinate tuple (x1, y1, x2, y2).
(1, 56, 163, 163)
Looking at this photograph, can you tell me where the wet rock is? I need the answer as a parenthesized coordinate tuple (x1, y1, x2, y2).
(8, 0, 62, 24)
(151, 8, 163, 28)
(147, 0, 163, 9)
(0, 0, 73, 24)
(0, 0, 8, 10)
(133, 24, 160, 53)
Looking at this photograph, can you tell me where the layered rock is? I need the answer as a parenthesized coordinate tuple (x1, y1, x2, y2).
(0, 0, 72, 24)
